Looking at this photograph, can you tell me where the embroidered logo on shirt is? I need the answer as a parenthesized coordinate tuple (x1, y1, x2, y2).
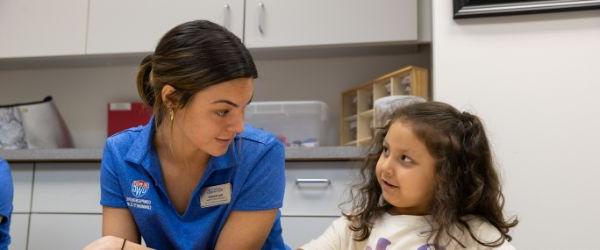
(126, 196, 152, 210)
(127, 180, 152, 210)
(131, 180, 149, 198)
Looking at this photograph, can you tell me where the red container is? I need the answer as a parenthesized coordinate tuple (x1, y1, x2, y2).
(107, 102, 153, 137)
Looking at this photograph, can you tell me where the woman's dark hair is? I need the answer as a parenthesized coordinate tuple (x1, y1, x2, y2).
(136, 20, 257, 125)
(345, 101, 518, 247)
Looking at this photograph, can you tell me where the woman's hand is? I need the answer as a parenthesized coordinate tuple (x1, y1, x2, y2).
(83, 236, 126, 250)
(83, 236, 150, 250)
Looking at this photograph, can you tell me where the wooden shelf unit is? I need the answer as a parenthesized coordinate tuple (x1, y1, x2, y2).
(340, 66, 429, 146)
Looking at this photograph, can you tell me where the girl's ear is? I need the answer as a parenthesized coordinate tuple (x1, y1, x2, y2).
(160, 84, 177, 108)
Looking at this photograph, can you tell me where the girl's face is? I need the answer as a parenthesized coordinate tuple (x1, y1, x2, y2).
(172, 78, 254, 157)
(376, 120, 436, 215)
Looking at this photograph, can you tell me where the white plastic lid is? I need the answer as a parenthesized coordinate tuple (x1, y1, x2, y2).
(374, 96, 426, 128)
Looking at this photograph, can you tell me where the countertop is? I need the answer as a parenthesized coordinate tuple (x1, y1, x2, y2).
(0, 146, 368, 162)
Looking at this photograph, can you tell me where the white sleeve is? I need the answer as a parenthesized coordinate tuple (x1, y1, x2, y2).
(492, 236, 516, 250)
(475, 220, 516, 250)
(495, 242, 516, 250)
(299, 217, 350, 250)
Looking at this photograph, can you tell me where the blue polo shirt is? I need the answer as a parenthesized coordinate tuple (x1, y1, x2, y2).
(100, 119, 288, 250)
(0, 158, 13, 250)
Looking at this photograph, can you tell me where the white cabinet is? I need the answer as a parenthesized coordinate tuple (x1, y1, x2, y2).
(1, 0, 426, 57)
(31, 163, 101, 213)
(87, 0, 245, 54)
(0, 0, 88, 58)
(244, 0, 418, 48)
(3, 158, 363, 249)
(7, 163, 33, 250)
(9, 214, 29, 250)
(281, 216, 337, 249)
(283, 162, 358, 216)
(28, 214, 101, 250)
(11, 163, 33, 213)
(281, 161, 360, 248)
(8, 162, 101, 250)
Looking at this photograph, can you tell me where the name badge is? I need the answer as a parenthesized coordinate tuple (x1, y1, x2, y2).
(200, 183, 232, 208)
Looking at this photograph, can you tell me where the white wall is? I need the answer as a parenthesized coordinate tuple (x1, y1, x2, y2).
(0, 49, 430, 148)
(433, 2, 600, 249)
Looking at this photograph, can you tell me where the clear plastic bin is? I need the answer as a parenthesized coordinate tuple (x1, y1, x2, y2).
(244, 101, 329, 147)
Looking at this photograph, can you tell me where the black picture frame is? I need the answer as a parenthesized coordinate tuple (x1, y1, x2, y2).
(453, 0, 600, 19)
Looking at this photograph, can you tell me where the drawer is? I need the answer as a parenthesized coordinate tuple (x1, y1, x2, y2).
(10, 163, 34, 213)
(9, 213, 29, 250)
(283, 161, 360, 216)
(281, 216, 338, 249)
(28, 214, 101, 250)
(32, 163, 101, 213)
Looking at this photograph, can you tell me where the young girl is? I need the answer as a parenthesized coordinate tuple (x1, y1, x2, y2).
(301, 101, 517, 249)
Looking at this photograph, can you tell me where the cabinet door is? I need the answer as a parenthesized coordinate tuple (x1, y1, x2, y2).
(28, 214, 101, 250)
(87, 0, 244, 54)
(283, 161, 359, 216)
(0, 0, 87, 58)
(31, 163, 101, 213)
(281, 216, 337, 249)
(10, 163, 34, 213)
(9, 214, 29, 250)
(245, 0, 418, 48)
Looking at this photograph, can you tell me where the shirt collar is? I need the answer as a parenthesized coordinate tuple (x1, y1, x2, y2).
(125, 117, 237, 178)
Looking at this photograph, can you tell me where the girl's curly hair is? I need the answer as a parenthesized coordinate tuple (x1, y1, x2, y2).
(344, 101, 518, 247)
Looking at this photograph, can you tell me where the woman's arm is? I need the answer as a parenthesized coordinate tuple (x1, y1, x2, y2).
(214, 209, 277, 250)
(84, 207, 148, 250)
(102, 206, 140, 242)
(214, 140, 285, 249)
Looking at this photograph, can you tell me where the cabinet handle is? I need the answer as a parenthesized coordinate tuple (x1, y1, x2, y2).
(258, 2, 265, 35)
(295, 178, 331, 186)
(223, 4, 231, 29)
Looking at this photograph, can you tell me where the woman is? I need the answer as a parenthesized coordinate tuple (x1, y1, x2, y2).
(85, 20, 287, 250)
(0, 157, 13, 250)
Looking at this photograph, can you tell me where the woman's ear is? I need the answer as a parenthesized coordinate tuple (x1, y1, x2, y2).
(161, 85, 177, 108)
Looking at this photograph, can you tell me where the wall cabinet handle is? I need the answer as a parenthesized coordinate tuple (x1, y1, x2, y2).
(223, 4, 231, 29)
(258, 2, 265, 35)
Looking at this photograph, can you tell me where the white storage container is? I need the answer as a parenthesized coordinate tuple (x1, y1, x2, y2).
(245, 101, 329, 147)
